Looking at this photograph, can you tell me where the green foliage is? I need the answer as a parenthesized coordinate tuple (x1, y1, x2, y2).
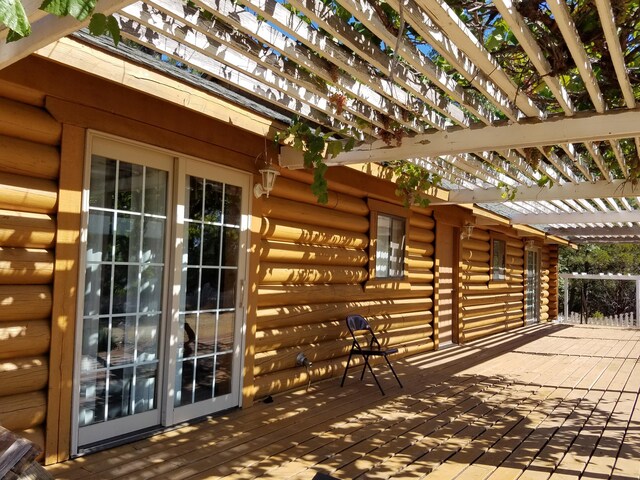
(276, 120, 440, 208)
(41, 0, 95, 20)
(498, 181, 517, 201)
(560, 243, 640, 318)
(1, 0, 120, 45)
(1, 0, 30, 39)
(88, 13, 120, 46)
(275, 119, 355, 205)
(560, 243, 640, 275)
(536, 175, 553, 188)
(389, 161, 441, 208)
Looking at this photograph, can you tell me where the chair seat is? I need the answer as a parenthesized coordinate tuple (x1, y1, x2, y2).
(358, 347, 398, 355)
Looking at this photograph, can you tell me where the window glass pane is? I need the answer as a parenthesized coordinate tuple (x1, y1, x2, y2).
(194, 357, 215, 403)
(140, 265, 163, 313)
(376, 214, 405, 278)
(142, 217, 165, 263)
(181, 313, 197, 359)
(197, 312, 216, 355)
(185, 222, 202, 266)
(134, 364, 157, 414)
(202, 224, 221, 265)
(118, 163, 143, 212)
(376, 215, 391, 277)
(492, 239, 506, 280)
(217, 312, 235, 351)
(84, 264, 112, 316)
(200, 268, 219, 310)
(138, 315, 159, 362)
(187, 176, 204, 220)
(183, 268, 200, 312)
(220, 269, 237, 309)
(175, 359, 195, 406)
(107, 367, 133, 419)
(79, 371, 106, 426)
(204, 181, 223, 223)
(222, 227, 240, 266)
(145, 168, 167, 216)
(214, 353, 233, 397)
(389, 218, 405, 277)
(113, 264, 139, 314)
(224, 184, 242, 226)
(89, 156, 116, 209)
(115, 214, 141, 263)
(110, 316, 136, 366)
(87, 212, 113, 263)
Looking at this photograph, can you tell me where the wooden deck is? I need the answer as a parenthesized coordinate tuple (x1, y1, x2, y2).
(47, 324, 640, 479)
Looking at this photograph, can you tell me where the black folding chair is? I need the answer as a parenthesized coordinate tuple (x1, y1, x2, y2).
(340, 314, 403, 395)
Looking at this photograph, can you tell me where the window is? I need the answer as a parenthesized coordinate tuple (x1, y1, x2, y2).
(491, 236, 506, 281)
(375, 214, 406, 278)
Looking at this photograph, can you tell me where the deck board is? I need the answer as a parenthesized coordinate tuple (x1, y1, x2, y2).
(46, 324, 640, 480)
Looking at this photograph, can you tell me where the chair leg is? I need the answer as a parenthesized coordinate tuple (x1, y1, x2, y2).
(384, 355, 403, 388)
(364, 358, 385, 395)
(340, 351, 354, 387)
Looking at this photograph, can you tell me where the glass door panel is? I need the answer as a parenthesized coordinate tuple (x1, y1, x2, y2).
(78, 143, 170, 447)
(525, 250, 541, 324)
(172, 168, 247, 422)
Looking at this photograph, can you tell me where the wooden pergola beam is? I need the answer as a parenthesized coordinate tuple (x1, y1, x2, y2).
(441, 179, 639, 205)
(327, 108, 640, 165)
(0, 0, 133, 70)
(510, 210, 640, 225)
(546, 0, 605, 113)
(492, 0, 574, 115)
(416, 0, 543, 119)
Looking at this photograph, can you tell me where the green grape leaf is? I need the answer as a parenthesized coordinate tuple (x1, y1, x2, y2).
(40, 0, 96, 21)
(1, 0, 31, 38)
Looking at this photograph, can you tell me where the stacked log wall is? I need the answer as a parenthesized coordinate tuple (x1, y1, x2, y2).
(540, 244, 558, 321)
(460, 228, 525, 342)
(253, 177, 435, 398)
(0, 93, 61, 454)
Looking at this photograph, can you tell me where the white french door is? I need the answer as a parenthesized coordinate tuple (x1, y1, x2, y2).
(525, 249, 541, 324)
(75, 135, 250, 450)
(168, 161, 249, 423)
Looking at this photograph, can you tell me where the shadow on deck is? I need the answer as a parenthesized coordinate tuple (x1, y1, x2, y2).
(47, 323, 640, 479)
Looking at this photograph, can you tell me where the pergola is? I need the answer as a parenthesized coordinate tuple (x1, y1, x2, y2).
(2, 0, 640, 244)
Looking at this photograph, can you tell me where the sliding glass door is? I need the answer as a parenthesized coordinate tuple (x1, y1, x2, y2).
(76, 135, 249, 450)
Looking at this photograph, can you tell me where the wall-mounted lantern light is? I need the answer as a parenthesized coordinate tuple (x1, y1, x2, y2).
(254, 163, 280, 198)
(461, 223, 474, 240)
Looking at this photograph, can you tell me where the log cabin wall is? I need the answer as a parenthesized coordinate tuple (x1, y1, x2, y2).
(460, 227, 525, 342)
(541, 244, 559, 321)
(252, 175, 436, 399)
(0, 88, 61, 456)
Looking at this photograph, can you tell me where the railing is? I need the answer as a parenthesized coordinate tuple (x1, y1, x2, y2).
(560, 273, 640, 329)
(558, 312, 639, 328)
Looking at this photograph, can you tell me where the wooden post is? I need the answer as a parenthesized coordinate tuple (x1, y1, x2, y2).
(636, 280, 640, 327)
(564, 277, 569, 322)
(45, 125, 85, 464)
(242, 192, 262, 407)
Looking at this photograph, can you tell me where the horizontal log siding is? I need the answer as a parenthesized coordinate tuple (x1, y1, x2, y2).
(460, 229, 525, 342)
(253, 180, 435, 398)
(540, 246, 554, 322)
(0, 95, 60, 453)
(546, 245, 559, 320)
